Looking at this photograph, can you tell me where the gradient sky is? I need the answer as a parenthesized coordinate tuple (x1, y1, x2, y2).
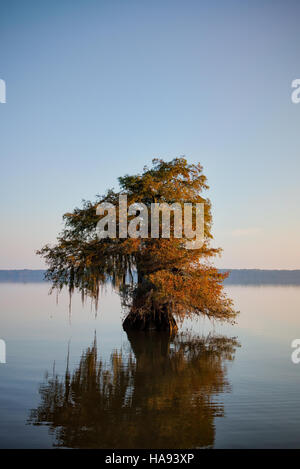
(1, 0, 300, 269)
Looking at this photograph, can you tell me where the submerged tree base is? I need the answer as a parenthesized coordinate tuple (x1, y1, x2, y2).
(123, 309, 178, 333)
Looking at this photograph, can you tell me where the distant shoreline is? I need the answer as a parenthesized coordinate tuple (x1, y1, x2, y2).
(0, 269, 300, 285)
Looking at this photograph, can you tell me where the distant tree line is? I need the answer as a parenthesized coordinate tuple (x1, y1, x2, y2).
(1, 269, 300, 285)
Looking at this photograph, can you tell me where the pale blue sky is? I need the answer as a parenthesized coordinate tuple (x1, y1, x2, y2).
(1, 0, 300, 268)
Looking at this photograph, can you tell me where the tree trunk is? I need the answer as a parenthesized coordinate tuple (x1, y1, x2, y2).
(124, 269, 178, 333)
(123, 307, 178, 333)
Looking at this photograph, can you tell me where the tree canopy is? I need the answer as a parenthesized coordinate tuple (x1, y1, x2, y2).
(38, 158, 237, 330)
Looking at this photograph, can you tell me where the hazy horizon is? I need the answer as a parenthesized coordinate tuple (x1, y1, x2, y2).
(2, 268, 300, 288)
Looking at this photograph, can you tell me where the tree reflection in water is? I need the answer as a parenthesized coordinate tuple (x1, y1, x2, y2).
(28, 331, 239, 448)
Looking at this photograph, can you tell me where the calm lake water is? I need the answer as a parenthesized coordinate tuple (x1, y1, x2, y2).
(0, 282, 300, 448)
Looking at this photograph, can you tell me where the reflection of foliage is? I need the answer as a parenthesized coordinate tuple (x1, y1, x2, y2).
(28, 332, 239, 449)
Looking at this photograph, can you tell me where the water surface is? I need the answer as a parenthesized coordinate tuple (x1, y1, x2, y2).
(0, 283, 299, 448)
